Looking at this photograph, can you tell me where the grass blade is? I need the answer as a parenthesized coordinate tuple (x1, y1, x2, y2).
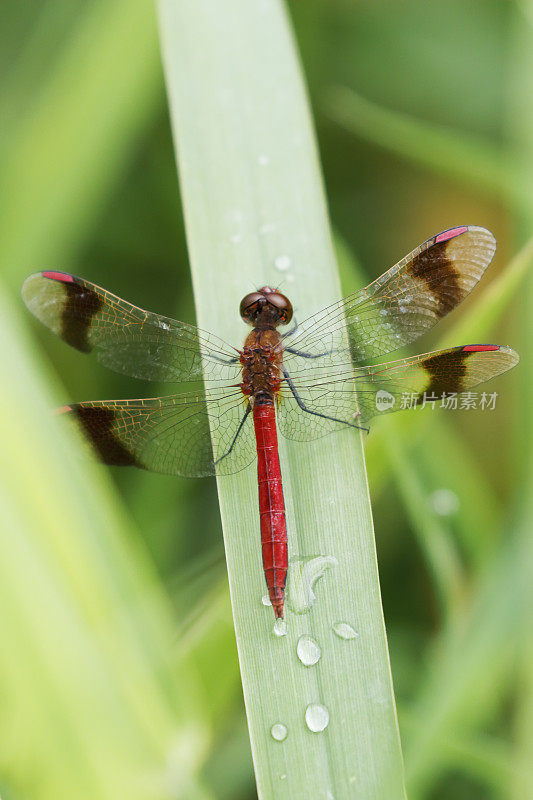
(158, 1, 406, 797)
(385, 431, 466, 617)
(324, 85, 514, 201)
(0, 283, 213, 800)
(404, 529, 527, 798)
(0, 0, 161, 288)
(507, 4, 533, 796)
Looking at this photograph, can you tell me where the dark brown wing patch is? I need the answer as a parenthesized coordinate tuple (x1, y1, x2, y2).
(57, 280, 103, 352)
(409, 241, 461, 315)
(66, 405, 142, 467)
(417, 347, 470, 401)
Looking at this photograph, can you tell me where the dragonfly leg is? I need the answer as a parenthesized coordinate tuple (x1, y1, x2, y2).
(282, 368, 369, 433)
(215, 404, 252, 466)
(284, 346, 335, 359)
(208, 354, 240, 365)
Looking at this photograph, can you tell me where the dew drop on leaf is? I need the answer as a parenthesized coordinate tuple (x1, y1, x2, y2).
(270, 723, 288, 742)
(305, 703, 329, 732)
(286, 556, 338, 614)
(332, 622, 359, 640)
(297, 635, 321, 666)
(274, 254, 292, 271)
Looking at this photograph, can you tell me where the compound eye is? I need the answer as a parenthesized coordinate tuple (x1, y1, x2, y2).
(240, 292, 264, 322)
(267, 293, 293, 324)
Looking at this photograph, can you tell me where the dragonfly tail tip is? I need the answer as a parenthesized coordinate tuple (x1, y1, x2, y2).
(272, 600, 284, 620)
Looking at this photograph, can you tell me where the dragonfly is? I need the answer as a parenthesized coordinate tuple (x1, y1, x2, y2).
(22, 225, 519, 619)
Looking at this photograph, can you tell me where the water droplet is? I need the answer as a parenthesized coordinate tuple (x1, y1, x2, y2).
(287, 556, 338, 614)
(279, 773, 287, 781)
(262, 594, 272, 606)
(332, 622, 359, 640)
(259, 222, 275, 234)
(274, 254, 292, 272)
(258, 154, 269, 166)
(349, 775, 356, 784)
(430, 488, 460, 516)
(326, 792, 335, 800)
(305, 703, 329, 732)
(273, 618, 287, 637)
(229, 233, 242, 244)
(297, 635, 321, 666)
(271, 722, 288, 741)
(380, 308, 388, 316)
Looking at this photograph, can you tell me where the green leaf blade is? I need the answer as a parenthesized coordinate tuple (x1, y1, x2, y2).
(158, 1, 406, 798)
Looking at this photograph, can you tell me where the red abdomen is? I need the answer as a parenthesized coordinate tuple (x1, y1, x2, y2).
(253, 401, 287, 619)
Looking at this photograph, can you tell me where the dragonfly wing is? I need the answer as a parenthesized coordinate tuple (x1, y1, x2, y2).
(22, 272, 240, 383)
(58, 388, 255, 477)
(278, 344, 519, 440)
(284, 226, 496, 371)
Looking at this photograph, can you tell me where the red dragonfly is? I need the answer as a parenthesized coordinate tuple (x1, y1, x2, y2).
(22, 226, 518, 619)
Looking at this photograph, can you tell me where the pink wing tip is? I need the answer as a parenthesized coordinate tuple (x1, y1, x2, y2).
(42, 271, 74, 282)
(435, 226, 468, 244)
(54, 405, 72, 415)
(462, 345, 500, 352)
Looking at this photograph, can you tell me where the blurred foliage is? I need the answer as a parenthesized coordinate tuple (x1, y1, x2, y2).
(0, 1, 531, 799)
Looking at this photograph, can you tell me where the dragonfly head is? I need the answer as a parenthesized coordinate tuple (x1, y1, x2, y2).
(240, 287, 293, 327)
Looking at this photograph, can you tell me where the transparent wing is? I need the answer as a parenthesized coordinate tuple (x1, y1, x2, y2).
(58, 388, 255, 477)
(278, 345, 519, 441)
(22, 271, 240, 383)
(283, 226, 496, 373)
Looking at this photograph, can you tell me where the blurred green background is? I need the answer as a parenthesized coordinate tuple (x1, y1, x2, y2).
(1, 1, 531, 799)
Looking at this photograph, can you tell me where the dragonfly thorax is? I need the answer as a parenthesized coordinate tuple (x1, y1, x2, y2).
(240, 330, 283, 399)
